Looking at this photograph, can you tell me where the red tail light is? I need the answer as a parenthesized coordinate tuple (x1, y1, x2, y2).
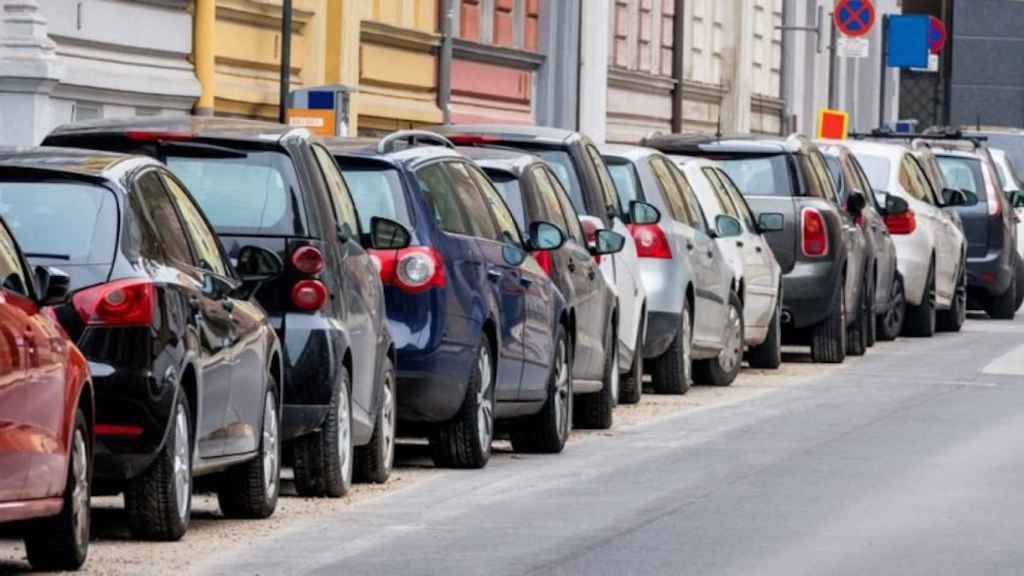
(629, 224, 672, 259)
(533, 250, 554, 277)
(124, 130, 195, 142)
(884, 209, 917, 235)
(447, 134, 500, 146)
(291, 246, 325, 275)
(580, 218, 603, 264)
(291, 280, 328, 311)
(801, 208, 830, 257)
(73, 279, 156, 327)
(372, 247, 446, 294)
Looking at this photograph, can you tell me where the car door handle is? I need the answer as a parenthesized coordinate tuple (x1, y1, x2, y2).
(487, 269, 503, 282)
(587, 268, 597, 280)
(706, 250, 714, 259)
(567, 259, 577, 273)
(755, 245, 763, 253)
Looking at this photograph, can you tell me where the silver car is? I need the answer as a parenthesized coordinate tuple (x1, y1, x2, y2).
(674, 157, 784, 369)
(601, 145, 742, 391)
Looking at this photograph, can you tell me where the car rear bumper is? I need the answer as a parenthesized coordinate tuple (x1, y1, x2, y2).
(273, 313, 348, 441)
(643, 310, 681, 359)
(966, 248, 1014, 296)
(395, 338, 475, 423)
(893, 234, 932, 306)
(781, 260, 842, 330)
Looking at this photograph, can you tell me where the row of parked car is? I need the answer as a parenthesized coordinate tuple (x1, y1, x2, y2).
(1, 117, 1019, 571)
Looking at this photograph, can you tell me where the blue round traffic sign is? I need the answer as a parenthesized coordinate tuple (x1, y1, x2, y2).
(834, 0, 876, 38)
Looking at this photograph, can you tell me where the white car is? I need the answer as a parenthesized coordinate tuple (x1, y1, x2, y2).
(674, 157, 784, 368)
(846, 140, 969, 336)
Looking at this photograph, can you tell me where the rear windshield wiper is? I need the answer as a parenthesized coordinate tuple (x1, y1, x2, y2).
(25, 252, 71, 260)
(157, 141, 249, 159)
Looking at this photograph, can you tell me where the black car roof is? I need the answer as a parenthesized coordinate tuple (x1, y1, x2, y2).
(642, 132, 806, 155)
(47, 116, 308, 145)
(457, 146, 541, 176)
(0, 147, 153, 183)
(433, 124, 578, 145)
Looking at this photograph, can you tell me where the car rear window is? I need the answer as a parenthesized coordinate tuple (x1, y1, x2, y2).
(0, 180, 117, 266)
(717, 154, 793, 197)
(853, 153, 892, 191)
(338, 166, 413, 230)
(485, 171, 526, 230)
(936, 156, 987, 201)
(164, 150, 301, 236)
(605, 160, 642, 205)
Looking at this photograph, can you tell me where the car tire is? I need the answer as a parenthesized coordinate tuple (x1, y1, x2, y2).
(846, 276, 870, 357)
(618, 315, 644, 405)
(937, 261, 967, 332)
(652, 300, 692, 395)
(217, 386, 280, 518)
(904, 263, 937, 337)
(748, 289, 782, 370)
(293, 368, 353, 498)
(125, 393, 192, 541)
(1013, 252, 1024, 311)
(574, 317, 616, 430)
(811, 282, 847, 364)
(877, 273, 905, 342)
(429, 334, 495, 469)
(865, 270, 878, 348)
(510, 324, 572, 454)
(695, 291, 744, 386)
(24, 409, 90, 571)
(355, 356, 397, 484)
(986, 268, 1017, 320)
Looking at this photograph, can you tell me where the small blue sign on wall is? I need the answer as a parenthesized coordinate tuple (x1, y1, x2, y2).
(886, 15, 930, 68)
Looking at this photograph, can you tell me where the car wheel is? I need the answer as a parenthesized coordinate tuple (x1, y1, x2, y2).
(355, 356, 397, 484)
(1014, 252, 1024, 311)
(218, 385, 280, 518)
(652, 300, 692, 394)
(985, 265, 1018, 320)
(747, 289, 782, 369)
(125, 393, 191, 541)
(429, 334, 495, 469)
(846, 276, 870, 357)
(865, 270, 878, 348)
(618, 315, 644, 405)
(574, 316, 616, 430)
(938, 260, 967, 332)
(510, 324, 572, 453)
(904, 263, 937, 337)
(811, 281, 847, 364)
(25, 409, 90, 570)
(695, 291, 744, 386)
(877, 273, 905, 341)
(293, 368, 353, 497)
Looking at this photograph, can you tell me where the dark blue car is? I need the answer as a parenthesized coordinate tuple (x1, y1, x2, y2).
(327, 132, 573, 468)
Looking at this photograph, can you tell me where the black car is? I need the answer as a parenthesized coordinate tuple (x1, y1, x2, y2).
(0, 148, 283, 540)
(45, 118, 410, 494)
(459, 146, 628, 417)
(644, 134, 864, 364)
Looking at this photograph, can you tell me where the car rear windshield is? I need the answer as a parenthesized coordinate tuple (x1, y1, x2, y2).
(164, 150, 302, 236)
(853, 153, 891, 191)
(605, 160, 642, 205)
(0, 180, 118, 266)
(716, 154, 793, 197)
(485, 172, 527, 230)
(936, 156, 987, 201)
(338, 166, 413, 230)
(975, 134, 1024, 178)
(514, 148, 586, 213)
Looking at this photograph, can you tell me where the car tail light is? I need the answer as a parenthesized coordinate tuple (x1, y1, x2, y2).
(291, 246, 325, 275)
(373, 247, 446, 294)
(854, 213, 865, 226)
(580, 218, 603, 264)
(447, 134, 500, 146)
(73, 279, 156, 327)
(628, 224, 672, 259)
(884, 209, 917, 235)
(982, 165, 1001, 217)
(533, 250, 554, 277)
(124, 130, 195, 142)
(291, 280, 328, 311)
(801, 208, 830, 257)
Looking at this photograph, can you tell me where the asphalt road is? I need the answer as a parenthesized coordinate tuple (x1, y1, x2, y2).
(191, 313, 1024, 576)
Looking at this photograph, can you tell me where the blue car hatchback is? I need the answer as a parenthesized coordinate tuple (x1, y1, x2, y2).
(326, 132, 573, 467)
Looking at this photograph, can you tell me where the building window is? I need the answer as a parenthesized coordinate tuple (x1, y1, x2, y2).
(72, 102, 102, 122)
(458, 0, 540, 52)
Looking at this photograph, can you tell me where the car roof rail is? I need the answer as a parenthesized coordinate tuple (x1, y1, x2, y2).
(850, 128, 988, 147)
(377, 130, 455, 154)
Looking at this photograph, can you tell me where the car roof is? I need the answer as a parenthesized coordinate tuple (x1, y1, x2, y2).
(841, 139, 909, 163)
(667, 154, 716, 169)
(642, 132, 807, 155)
(321, 136, 466, 167)
(433, 124, 578, 145)
(457, 146, 541, 176)
(48, 116, 310, 145)
(0, 146, 153, 183)
(598, 143, 661, 162)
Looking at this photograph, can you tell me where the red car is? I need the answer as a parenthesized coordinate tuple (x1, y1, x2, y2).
(0, 214, 93, 571)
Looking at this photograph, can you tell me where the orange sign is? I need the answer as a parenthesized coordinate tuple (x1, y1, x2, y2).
(817, 109, 850, 140)
(287, 109, 337, 137)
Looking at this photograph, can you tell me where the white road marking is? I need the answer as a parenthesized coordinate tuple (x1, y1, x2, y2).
(982, 343, 1024, 376)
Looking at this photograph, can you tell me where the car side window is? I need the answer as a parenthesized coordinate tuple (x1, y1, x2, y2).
(809, 152, 840, 206)
(447, 162, 499, 241)
(702, 167, 742, 220)
(906, 155, 939, 205)
(0, 222, 28, 296)
(530, 165, 571, 233)
(414, 162, 471, 236)
(585, 144, 624, 218)
(716, 169, 758, 231)
(545, 168, 587, 245)
(161, 173, 230, 277)
(312, 145, 361, 238)
(127, 170, 194, 268)
(849, 156, 882, 210)
(469, 165, 522, 246)
(649, 156, 687, 222)
(668, 165, 709, 232)
(900, 155, 930, 204)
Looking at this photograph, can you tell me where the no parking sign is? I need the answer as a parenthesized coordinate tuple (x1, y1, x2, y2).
(834, 0, 876, 38)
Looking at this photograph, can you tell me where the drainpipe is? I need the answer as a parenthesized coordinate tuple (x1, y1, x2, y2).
(194, 0, 215, 116)
(779, 0, 793, 133)
(438, 0, 454, 124)
(279, 0, 292, 124)
(670, 0, 685, 133)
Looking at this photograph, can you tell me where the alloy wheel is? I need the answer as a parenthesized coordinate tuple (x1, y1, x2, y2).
(71, 428, 89, 548)
(553, 338, 570, 442)
(382, 373, 396, 470)
(476, 346, 494, 450)
(886, 277, 905, 335)
(262, 393, 279, 500)
(609, 337, 620, 404)
(172, 404, 190, 521)
(338, 382, 352, 487)
(681, 306, 692, 386)
(718, 303, 743, 374)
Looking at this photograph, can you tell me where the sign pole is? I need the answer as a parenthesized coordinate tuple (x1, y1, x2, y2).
(828, 12, 838, 109)
(878, 14, 888, 129)
(279, 0, 293, 124)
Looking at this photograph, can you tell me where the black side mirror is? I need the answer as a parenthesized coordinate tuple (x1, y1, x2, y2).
(629, 200, 661, 225)
(1012, 191, 1024, 209)
(715, 215, 743, 239)
(527, 221, 566, 252)
(34, 266, 70, 306)
(882, 193, 909, 215)
(846, 190, 867, 214)
(590, 229, 626, 256)
(369, 217, 412, 250)
(235, 245, 284, 284)
(941, 188, 975, 207)
(756, 212, 785, 233)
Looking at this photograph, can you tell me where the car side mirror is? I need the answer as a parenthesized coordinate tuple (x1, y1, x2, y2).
(1012, 191, 1024, 209)
(846, 190, 867, 214)
(527, 221, 566, 252)
(629, 200, 661, 225)
(34, 266, 70, 306)
(590, 229, 626, 256)
(756, 212, 785, 233)
(502, 242, 528, 267)
(369, 217, 412, 250)
(882, 193, 909, 215)
(942, 188, 975, 207)
(714, 215, 743, 239)
(234, 245, 283, 285)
